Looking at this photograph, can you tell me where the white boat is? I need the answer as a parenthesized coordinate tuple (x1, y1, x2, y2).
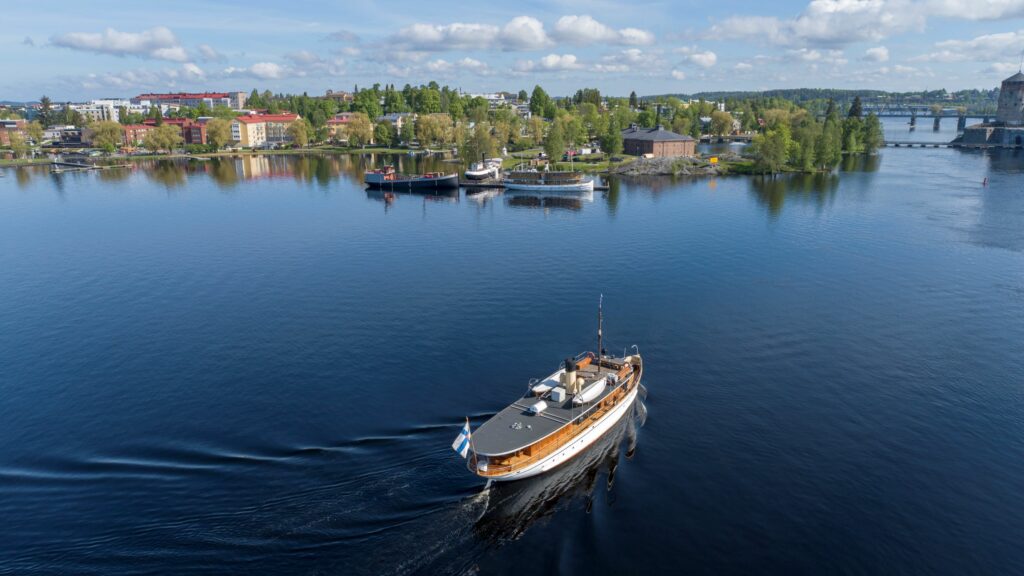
(464, 161, 498, 180)
(503, 164, 594, 192)
(455, 299, 643, 482)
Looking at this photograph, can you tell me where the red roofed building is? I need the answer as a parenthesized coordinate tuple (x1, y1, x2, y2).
(142, 117, 209, 145)
(230, 113, 301, 147)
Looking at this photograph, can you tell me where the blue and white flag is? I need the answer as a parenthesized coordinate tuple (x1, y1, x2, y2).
(452, 419, 472, 458)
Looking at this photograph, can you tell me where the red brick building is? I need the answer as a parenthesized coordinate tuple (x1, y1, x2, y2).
(622, 124, 696, 157)
(123, 124, 155, 146)
(143, 117, 208, 145)
(0, 119, 27, 146)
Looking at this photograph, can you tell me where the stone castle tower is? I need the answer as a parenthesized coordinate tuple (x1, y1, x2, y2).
(996, 71, 1024, 126)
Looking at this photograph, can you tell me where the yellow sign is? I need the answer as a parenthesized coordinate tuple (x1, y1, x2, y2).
(709, 156, 719, 164)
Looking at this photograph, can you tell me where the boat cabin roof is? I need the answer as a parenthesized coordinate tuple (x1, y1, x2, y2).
(471, 357, 630, 456)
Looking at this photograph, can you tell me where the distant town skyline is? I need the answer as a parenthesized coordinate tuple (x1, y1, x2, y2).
(3, 0, 1024, 100)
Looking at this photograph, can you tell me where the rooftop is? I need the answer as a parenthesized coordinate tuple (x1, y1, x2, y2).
(621, 124, 694, 142)
(235, 113, 300, 124)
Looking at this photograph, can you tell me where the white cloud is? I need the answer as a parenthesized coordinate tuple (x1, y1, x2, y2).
(916, 30, 1024, 63)
(223, 62, 288, 80)
(182, 62, 205, 80)
(23, 36, 34, 47)
(734, 62, 754, 71)
(197, 44, 225, 62)
(671, 69, 687, 80)
(393, 16, 550, 52)
(51, 26, 189, 61)
(552, 15, 654, 45)
(787, 48, 847, 65)
(426, 57, 491, 75)
(676, 46, 718, 68)
(927, 0, 1024, 19)
(710, 0, 924, 47)
(986, 62, 1022, 75)
(863, 46, 890, 62)
(285, 50, 321, 65)
(77, 63, 206, 90)
(500, 16, 551, 50)
(514, 53, 582, 72)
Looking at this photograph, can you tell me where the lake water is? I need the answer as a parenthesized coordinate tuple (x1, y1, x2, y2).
(2, 124, 1023, 574)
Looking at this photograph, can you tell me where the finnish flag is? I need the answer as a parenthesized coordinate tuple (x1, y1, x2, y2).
(452, 419, 472, 458)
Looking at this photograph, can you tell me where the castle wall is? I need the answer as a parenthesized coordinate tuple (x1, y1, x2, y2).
(996, 81, 1024, 125)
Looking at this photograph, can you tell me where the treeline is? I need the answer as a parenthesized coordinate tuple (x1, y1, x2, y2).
(656, 87, 1001, 115)
(748, 97, 883, 174)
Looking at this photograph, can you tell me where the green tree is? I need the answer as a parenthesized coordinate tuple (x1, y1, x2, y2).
(25, 121, 44, 144)
(287, 120, 311, 147)
(544, 119, 565, 160)
(860, 113, 883, 152)
(629, 91, 638, 109)
(529, 85, 550, 118)
(89, 120, 123, 152)
(8, 132, 29, 158)
(710, 110, 734, 136)
(345, 113, 374, 146)
(750, 125, 792, 174)
(518, 89, 529, 102)
(462, 121, 496, 164)
(373, 121, 394, 147)
(143, 124, 183, 152)
(848, 96, 863, 118)
(206, 118, 232, 148)
(601, 116, 623, 156)
(38, 96, 53, 127)
(400, 119, 415, 144)
(416, 89, 442, 114)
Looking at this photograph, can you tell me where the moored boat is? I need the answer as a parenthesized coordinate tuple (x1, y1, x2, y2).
(503, 164, 594, 192)
(364, 165, 458, 190)
(464, 161, 498, 180)
(452, 298, 642, 482)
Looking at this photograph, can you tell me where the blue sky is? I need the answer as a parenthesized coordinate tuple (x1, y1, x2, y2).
(3, 0, 1023, 100)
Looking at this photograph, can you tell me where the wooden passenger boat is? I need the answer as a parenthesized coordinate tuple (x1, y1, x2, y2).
(503, 164, 594, 193)
(364, 165, 459, 190)
(455, 299, 642, 482)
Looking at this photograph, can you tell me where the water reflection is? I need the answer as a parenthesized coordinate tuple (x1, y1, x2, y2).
(474, 409, 640, 545)
(365, 187, 459, 214)
(505, 189, 594, 212)
(749, 172, 840, 217)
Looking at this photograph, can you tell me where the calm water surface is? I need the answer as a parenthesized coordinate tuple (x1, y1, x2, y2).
(1, 136, 1023, 575)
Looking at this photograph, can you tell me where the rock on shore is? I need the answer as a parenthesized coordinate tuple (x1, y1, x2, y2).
(611, 153, 743, 176)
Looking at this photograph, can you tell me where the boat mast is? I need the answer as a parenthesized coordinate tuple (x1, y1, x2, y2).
(597, 294, 603, 367)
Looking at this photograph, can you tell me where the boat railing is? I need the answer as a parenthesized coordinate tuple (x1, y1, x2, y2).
(473, 373, 636, 477)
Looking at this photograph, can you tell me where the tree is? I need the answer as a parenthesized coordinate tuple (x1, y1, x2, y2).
(750, 125, 792, 175)
(860, 113, 883, 152)
(89, 120, 123, 152)
(38, 96, 53, 127)
(345, 113, 373, 146)
(518, 89, 529, 102)
(848, 96, 863, 118)
(461, 122, 496, 164)
(415, 89, 442, 114)
(287, 120, 311, 147)
(8, 132, 29, 158)
(636, 108, 657, 128)
(544, 119, 565, 160)
(400, 118, 415, 144)
(710, 110, 734, 137)
(143, 124, 183, 152)
(206, 118, 232, 149)
(601, 116, 623, 156)
(373, 121, 394, 147)
(529, 85, 550, 118)
(629, 91, 638, 109)
(25, 121, 43, 144)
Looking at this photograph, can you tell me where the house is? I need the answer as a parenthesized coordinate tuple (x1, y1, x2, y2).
(122, 124, 155, 146)
(621, 124, 696, 157)
(323, 90, 354, 104)
(230, 113, 300, 147)
(375, 112, 415, 132)
(327, 112, 357, 140)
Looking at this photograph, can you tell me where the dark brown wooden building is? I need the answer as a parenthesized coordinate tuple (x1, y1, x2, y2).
(622, 124, 696, 157)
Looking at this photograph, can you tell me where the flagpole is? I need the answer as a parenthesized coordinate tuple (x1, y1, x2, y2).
(466, 417, 477, 462)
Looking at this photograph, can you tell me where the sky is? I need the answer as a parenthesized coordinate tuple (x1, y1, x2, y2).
(2, 0, 1024, 101)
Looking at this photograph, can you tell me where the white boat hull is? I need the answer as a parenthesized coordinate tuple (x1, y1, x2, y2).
(481, 382, 639, 482)
(503, 179, 594, 193)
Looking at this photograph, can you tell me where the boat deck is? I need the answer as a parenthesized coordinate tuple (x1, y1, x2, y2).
(471, 358, 631, 456)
